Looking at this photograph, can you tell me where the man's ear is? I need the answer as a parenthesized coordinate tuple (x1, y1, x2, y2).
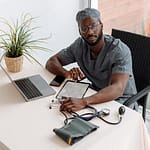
(78, 28, 82, 36)
(77, 23, 82, 35)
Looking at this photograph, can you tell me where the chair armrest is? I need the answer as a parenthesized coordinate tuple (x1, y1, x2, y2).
(123, 85, 150, 106)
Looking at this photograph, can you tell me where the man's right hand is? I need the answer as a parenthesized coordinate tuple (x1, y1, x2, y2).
(67, 67, 85, 81)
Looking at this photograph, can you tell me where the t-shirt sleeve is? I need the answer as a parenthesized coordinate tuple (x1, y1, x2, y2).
(58, 38, 80, 65)
(112, 44, 133, 76)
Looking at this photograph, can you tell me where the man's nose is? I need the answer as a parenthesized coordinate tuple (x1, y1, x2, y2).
(86, 27, 95, 34)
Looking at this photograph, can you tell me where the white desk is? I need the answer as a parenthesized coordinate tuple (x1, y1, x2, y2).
(0, 60, 150, 150)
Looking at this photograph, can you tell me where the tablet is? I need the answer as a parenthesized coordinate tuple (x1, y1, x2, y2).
(56, 80, 90, 99)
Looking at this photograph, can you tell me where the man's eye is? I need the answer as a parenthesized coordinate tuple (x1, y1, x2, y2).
(81, 26, 88, 32)
(91, 23, 97, 29)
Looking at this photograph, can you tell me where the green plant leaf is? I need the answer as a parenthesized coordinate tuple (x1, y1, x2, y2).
(0, 13, 52, 61)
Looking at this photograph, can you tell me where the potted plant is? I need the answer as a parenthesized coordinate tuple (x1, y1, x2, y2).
(0, 13, 50, 72)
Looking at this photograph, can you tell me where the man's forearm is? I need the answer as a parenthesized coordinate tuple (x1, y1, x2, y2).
(46, 58, 69, 77)
(84, 84, 123, 105)
(84, 74, 129, 105)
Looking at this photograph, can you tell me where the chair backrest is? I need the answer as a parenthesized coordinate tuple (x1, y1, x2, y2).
(111, 29, 150, 105)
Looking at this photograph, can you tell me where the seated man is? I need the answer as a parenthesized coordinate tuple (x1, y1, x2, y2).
(46, 8, 137, 112)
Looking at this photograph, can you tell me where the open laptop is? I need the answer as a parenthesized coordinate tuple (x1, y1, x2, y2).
(0, 64, 56, 101)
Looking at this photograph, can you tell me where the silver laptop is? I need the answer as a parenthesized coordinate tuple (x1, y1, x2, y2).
(0, 64, 56, 101)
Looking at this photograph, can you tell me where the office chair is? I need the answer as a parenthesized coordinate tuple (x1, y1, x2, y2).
(111, 29, 150, 121)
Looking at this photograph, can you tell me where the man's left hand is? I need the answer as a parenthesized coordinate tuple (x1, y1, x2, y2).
(60, 97, 87, 112)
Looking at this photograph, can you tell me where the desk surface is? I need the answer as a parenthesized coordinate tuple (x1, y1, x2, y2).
(0, 60, 150, 150)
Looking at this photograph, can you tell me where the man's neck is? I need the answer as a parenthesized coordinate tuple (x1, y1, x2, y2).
(89, 36, 105, 55)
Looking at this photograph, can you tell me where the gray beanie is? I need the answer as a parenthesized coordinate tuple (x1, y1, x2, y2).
(76, 8, 101, 24)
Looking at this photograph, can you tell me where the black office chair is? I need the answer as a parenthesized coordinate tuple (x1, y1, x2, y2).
(111, 29, 150, 121)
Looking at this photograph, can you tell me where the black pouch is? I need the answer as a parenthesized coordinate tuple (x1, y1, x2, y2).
(53, 117, 99, 145)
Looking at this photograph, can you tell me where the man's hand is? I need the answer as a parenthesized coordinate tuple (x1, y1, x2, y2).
(68, 67, 85, 81)
(60, 97, 87, 112)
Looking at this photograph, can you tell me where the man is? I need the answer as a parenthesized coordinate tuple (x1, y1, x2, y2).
(46, 8, 137, 112)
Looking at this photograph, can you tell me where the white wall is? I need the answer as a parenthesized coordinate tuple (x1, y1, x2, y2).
(0, 0, 89, 65)
(91, 0, 98, 9)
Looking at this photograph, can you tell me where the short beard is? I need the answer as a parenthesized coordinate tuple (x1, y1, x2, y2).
(82, 31, 103, 46)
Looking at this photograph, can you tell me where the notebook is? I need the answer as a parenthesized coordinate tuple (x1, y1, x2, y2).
(0, 64, 56, 101)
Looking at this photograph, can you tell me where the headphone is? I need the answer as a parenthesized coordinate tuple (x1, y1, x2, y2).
(61, 105, 125, 125)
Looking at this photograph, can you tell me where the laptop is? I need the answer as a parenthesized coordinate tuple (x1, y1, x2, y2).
(0, 64, 56, 101)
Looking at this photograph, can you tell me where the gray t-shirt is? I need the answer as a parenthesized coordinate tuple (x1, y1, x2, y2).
(58, 35, 137, 103)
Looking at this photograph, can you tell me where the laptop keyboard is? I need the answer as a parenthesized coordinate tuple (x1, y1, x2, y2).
(14, 78, 42, 99)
